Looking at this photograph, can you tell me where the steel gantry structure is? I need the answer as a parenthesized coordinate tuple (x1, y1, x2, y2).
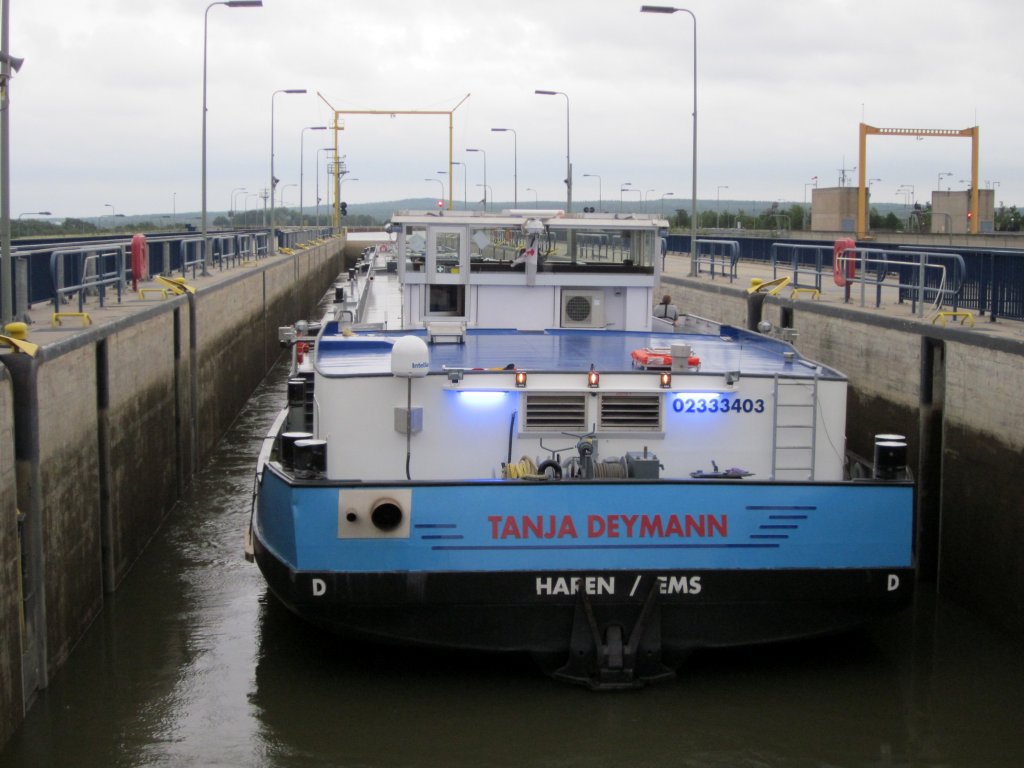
(857, 123, 980, 238)
(317, 93, 471, 227)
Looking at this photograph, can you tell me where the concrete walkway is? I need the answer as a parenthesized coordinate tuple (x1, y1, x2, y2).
(661, 250, 1024, 344)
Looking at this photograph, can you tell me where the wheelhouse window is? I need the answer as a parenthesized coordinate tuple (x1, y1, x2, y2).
(403, 225, 427, 272)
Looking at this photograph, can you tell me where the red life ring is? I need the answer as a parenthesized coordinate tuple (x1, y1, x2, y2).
(833, 238, 856, 287)
(130, 233, 148, 291)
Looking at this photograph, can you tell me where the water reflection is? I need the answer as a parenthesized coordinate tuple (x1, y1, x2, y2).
(3, 358, 1023, 768)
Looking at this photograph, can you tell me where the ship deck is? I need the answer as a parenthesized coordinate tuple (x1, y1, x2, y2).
(314, 324, 845, 380)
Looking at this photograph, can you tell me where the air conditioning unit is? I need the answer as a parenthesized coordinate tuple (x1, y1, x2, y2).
(560, 289, 605, 328)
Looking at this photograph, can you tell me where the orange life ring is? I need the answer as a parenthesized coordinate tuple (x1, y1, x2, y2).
(130, 233, 148, 291)
(833, 238, 856, 287)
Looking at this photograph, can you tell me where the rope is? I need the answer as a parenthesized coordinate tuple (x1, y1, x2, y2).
(503, 456, 544, 480)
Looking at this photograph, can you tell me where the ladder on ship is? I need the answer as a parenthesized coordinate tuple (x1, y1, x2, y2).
(770, 374, 818, 480)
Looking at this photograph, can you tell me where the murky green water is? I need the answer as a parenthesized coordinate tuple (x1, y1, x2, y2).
(3, 363, 1023, 768)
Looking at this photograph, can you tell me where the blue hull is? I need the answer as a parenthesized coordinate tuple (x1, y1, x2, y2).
(253, 465, 914, 686)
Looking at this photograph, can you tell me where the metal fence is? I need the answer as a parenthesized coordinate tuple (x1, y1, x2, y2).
(665, 234, 1024, 321)
(6, 226, 333, 316)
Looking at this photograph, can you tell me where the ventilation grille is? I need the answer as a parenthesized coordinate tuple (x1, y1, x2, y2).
(523, 393, 587, 431)
(599, 394, 662, 431)
(560, 290, 604, 328)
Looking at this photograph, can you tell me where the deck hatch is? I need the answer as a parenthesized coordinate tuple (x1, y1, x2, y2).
(522, 393, 588, 431)
(599, 393, 663, 431)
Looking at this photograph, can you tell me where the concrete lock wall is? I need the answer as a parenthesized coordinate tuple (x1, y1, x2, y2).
(666, 275, 1024, 640)
(0, 239, 345, 748)
(0, 368, 21, 749)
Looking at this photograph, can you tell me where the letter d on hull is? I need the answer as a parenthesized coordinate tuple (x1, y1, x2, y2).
(312, 578, 327, 597)
(887, 574, 900, 592)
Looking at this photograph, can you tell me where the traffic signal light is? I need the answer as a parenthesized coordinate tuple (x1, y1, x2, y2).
(340, 201, 348, 217)
(437, 200, 444, 209)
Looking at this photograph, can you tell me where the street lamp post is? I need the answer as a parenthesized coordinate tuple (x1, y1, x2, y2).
(105, 203, 116, 217)
(424, 177, 445, 206)
(490, 127, 517, 207)
(244, 193, 259, 224)
(619, 182, 633, 213)
(534, 90, 571, 212)
(645, 188, 656, 214)
(279, 183, 297, 210)
(716, 185, 728, 227)
(316, 147, 333, 228)
(477, 184, 492, 209)
(583, 173, 602, 210)
(526, 188, 539, 207)
(270, 88, 306, 254)
(466, 148, 487, 210)
(230, 186, 245, 216)
(451, 161, 468, 210)
(18, 211, 51, 218)
(660, 192, 674, 217)
(300, 126, 327, 225)
(202, 0, 262, 275)
(641, 5, 698, 275)
(937, 171, 953, 192)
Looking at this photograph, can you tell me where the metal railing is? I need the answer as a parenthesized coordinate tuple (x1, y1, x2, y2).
(770, 243, 966, 318)
(694, 239, 740, 281)
(50, 244, 126, 314)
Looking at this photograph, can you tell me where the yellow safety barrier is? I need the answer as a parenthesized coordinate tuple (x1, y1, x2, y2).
(932, 310, 975, 327)
(279, 247, 295, 255)
(747, 276, 791, 296)
(153, 275, 195, 295)
(138, 288, 170, 300)
(52, 312, 92, 327)
(790, 287, 821, 300)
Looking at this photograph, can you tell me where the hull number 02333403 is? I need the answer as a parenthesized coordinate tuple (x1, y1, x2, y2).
(672, 397, 765, 415)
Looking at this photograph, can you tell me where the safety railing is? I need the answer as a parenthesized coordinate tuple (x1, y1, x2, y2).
(769, 243, 834, 294)
(836, 247, 966, 318)
(11, 227, 326, 312)
(50, 245, 126, 315)
(694, 239, 740, 281)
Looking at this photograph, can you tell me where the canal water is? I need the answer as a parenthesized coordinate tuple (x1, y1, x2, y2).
(3, 362, 1023, 768)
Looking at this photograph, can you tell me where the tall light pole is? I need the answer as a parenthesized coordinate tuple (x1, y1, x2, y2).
(0, 9, 24, 323)
(937, 171, 953, 192)
(202, 0, 262, 275)
(316, 147, 333, 228)
(535, 90, 571, 212)
(270, 88, 306, 254)
(300, 126, 326, 225)
(491, 127, 517, 207)
(660, 192, 675, 217)
(641, 5, 698, 275)
(436, 171, 451, 210)
(466, 148, 487, 210)
(645, 188, 656, 214)
(424, 177, 445, 205)
(583, 173, 602, 210)
(230, 186, 245, 216)
(526, 188, 539, 207)
(619, 182, 633, 213)
(244, 193, 259, 221)
(716, 185, 728, 227)
(451, 161, 468, 210)
(18, 211, 51, 218)
(105, 203, 116, 217)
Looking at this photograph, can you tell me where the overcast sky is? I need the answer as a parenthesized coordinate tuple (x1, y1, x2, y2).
(8, 0, 1023, 219)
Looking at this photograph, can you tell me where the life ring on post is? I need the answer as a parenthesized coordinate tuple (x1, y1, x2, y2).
(832, 238, 856, 287)
(130, 233, 149, 292)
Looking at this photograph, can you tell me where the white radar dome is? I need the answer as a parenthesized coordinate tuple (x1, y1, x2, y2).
(390, 335, 430, 378)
